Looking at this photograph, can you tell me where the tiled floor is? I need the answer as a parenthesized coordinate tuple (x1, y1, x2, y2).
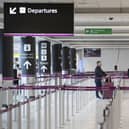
(63, 99, 111, 129)
(1, 92, 111, 129)
(1, 78, 129, 129)
(119, 91, 129, 129)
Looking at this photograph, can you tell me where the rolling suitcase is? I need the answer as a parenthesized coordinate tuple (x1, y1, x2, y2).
(103, 77, 114, 99)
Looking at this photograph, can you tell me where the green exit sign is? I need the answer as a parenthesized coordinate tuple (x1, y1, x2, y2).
(85, 28, 112, 34)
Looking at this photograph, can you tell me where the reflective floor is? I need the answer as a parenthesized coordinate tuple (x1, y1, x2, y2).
(1, 78, 129, 129)
(119, 91, 129, 129)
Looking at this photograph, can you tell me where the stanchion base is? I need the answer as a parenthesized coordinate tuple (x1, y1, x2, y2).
(59, 125, 64, 128)
(72, 114, 74, 117)
(2, 104, 8, 108)
(29, 96, 35, 99)
(61, 122, 65, 126)
(66, 119, 70, 122)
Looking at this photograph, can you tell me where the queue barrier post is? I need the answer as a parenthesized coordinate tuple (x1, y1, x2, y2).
(26, 99, 30, 129)
(75, 80, 78, 113)
(45, 77, 51, 129)
(37, 95, 41, 129)
(22, 88, 26, 119)
(72, 90, 74, 116)
(59, 77, 63, 128)
(79, 80, 82, 111)
(7, 89, 13, 106)
(54, 77, 58, 129)
(78, 78, 81, 112)
(83, 87, 86, 107)
(0, 88, 2, 129)
(0, 89, 2, 110)
(44, 89, 48, 129)
(62, 88, 65, 126)
(13, 90, 17, 122)
(48, 89, 51, 129)
(62, 77, 66, 125)
(17, 102, 22, 129)
(7, 105, 13, 129)
(66, 86, 70, 121)
(0, 111, 2, 129)
(70, 76, 74, 117)
(76, 88, 79, 113)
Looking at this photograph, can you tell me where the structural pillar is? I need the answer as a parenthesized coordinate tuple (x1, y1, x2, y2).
(62, 46, 70, 75)
(0, 32, 3, 109)
(2, 36, 14, 106)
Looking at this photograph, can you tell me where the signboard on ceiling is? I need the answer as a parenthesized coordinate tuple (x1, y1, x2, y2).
(4, 3, 74, 35)
(21, 37, 36, 75)
(38, 41, 51, 75)
(85, 28, 112, 34)
(52, 44, 62, 73)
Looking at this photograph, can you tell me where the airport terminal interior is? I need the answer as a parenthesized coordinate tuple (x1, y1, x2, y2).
(1, 0, 129, 129)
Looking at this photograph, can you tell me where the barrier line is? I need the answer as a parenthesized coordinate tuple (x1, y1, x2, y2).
(7, 75, 129, 80)
(0, 85, 115, 90)
(36, 71, 127, 78)
(1, 85, 129, 91)
(37, 76, 129, 79)
(0, 90, 55, 115)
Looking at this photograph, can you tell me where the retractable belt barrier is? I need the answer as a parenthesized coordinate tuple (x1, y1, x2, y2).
(0, 85, 129, 91)
(0, 90, 56, 115)
(13, 78, 51, 85)
(37, 75, 129, 79)
(0, 73, 127, 129)
(35, 71, 127, 79)
(0, 85, 115, 90)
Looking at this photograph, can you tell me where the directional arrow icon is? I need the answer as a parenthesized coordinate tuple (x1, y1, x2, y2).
(41, 65, 47, 73)
(24, 60, 32, 70)
(9, 7, 17, 15)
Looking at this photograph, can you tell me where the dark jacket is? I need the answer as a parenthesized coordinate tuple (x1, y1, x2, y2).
(95, 66, 106, 80)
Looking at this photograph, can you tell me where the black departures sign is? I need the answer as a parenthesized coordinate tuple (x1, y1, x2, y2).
(38, 41, 51, 75)
(4, 3, 74, 34)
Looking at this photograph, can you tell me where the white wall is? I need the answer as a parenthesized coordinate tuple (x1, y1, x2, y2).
(82, 48, 129, 72)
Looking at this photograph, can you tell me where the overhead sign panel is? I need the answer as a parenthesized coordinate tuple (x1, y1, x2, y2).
(21, 37, 36, 76)
(4, 3, 74, 35)
(85, 28, 112, 34)
(52, 44, 62, 73)
(38, 41, 51, 75)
